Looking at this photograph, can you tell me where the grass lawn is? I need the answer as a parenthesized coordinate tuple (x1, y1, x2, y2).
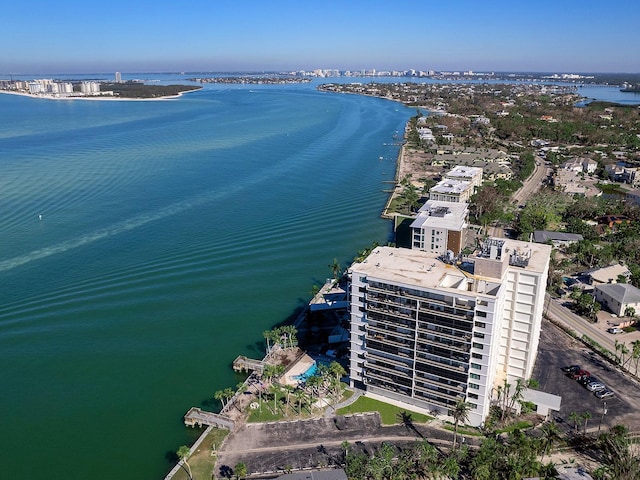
(441, 423, 485, 437)
(246, 385, 355, 423)
(171, 428, 229, 480)
(495, 420, 533, 434)
(336, 396, 432, 425)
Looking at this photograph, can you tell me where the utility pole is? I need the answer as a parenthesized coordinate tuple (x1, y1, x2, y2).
(599, 401, 608, 432)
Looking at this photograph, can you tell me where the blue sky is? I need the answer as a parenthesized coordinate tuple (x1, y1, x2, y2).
(3, 0, 639, 74)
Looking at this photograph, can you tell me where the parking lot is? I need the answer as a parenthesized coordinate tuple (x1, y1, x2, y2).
(534, 318, 640, 433)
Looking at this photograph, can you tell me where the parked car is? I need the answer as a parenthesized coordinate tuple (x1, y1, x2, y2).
(607, 327, 623, 334)
(561, 365, 581, 373)
(586, 381, 606, 392)
(571, 369, 591, 380)
(579, 375, 597, 385)
(595, 388, 615, 399)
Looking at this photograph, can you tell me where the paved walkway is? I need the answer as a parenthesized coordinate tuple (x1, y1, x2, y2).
(323, 389, 363, 418)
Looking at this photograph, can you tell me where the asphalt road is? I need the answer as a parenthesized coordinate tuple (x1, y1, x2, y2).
(545, 294, 617, 354)
(512, 156, 549, 206)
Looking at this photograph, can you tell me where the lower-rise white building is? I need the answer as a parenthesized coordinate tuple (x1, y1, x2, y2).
(348, 239, 551, 426)
(410, 200, 468, 255)
(429, 179, 474, 203)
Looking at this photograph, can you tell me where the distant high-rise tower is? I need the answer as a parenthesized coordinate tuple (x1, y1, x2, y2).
(115, 72, 122, 83)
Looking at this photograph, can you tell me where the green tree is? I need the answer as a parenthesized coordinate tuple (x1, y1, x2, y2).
(539, 421, 561, 461)
(293, 387, 306, 414)
(329, 258, 342, 282)
(582, 411, 593, 435)
(214, 389, 227, 410)
(176, 445, 193, 480)
(263, 329, 275, 355)
(451, 400, 471, 449)
(631, 339, 640, 375)
(569, 411, 580, 435)
(624, 306, 635, 321)
(328, 361, 346, 399)
(234, 462, 247, 480)
(269, 384, 281, 415)
(597, 424, 640, 479)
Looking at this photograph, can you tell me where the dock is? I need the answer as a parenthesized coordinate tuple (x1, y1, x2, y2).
(183, 407, 235, 430)
(232, 355, 265, 374)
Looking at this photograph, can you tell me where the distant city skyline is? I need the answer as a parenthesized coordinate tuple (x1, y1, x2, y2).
(3, 0, 639, 75)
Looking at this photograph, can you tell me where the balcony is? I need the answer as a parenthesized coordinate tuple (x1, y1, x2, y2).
(367, 351, 413, 370)
(365, 369, 413, 389)
(415, 354, 468, 374)
(413, 381, 466, 403)
(417, 335, 470, 354)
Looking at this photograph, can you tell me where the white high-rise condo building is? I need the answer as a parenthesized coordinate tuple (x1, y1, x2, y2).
(115, 72, 122, 83)
(80, 81, 100, 94)
(348, 239, 551, 426)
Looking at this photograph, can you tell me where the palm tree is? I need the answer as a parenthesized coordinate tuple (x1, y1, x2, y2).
(214, 389, 226, 410)
(631, 339, 640, 375)
(451, 400, 471, 449)
(283, 325, 298, 349)
(176, 445, 193, 480)
(269, 384, 281, 415)
(615, 339, 623, 365)
(329, 361, 346, 398)
(539, 422, 561, 461)
(234, 462, 247, 480)
(281, 384, 295, 415)
(263, 330, 273, 355)
(293, 388, 306, 415)
(223, 387, 235, 411)
(569, 411, 580, 435)
(582, 411, 592, 436)
(620, 342, 630, 368)
(329, 258, 342, 282)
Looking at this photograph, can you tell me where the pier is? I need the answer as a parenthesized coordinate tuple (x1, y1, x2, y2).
(183, 407, 235, 430)
(232, 355, 265, 374)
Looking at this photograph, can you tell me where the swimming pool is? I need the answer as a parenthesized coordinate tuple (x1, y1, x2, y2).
(293, 362, 318, 382)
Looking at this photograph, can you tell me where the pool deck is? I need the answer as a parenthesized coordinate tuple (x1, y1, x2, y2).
(281, 353, 316, 386)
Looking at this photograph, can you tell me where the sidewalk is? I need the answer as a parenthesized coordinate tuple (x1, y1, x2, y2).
(323, 388, 363, 418)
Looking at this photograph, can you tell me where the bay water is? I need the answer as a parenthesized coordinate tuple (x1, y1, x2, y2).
(0, 82, 409, 479)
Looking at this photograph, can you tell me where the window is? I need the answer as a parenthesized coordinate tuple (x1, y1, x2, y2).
(476, 311, 487, 318)
(470, 373, 481, 380)
(475, 321, 486, 328)
(472, 342, 483, 350)
(472, 353, 483, 359)
(471, 363, 482, 370)
(468, 393, 478, 399)
(474, 332, 485, 339)
(469, 402, 478, 409)
(359, 276, 368, 283)
(469, 383, 479, 390)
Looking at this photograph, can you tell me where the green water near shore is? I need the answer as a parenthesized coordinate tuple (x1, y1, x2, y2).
(0, 83, 410, 479)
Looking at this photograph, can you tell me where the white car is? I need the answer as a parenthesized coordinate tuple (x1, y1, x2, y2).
(607, 327, 623, 334)
(595, 389, 614, 399)
(586, 381, 606, 392)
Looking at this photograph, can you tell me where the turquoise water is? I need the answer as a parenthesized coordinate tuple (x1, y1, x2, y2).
(293, 362, 319, 381)
(0, 82, 410, 479)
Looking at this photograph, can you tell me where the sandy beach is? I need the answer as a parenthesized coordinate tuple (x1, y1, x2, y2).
(0, 88, 200, 101)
